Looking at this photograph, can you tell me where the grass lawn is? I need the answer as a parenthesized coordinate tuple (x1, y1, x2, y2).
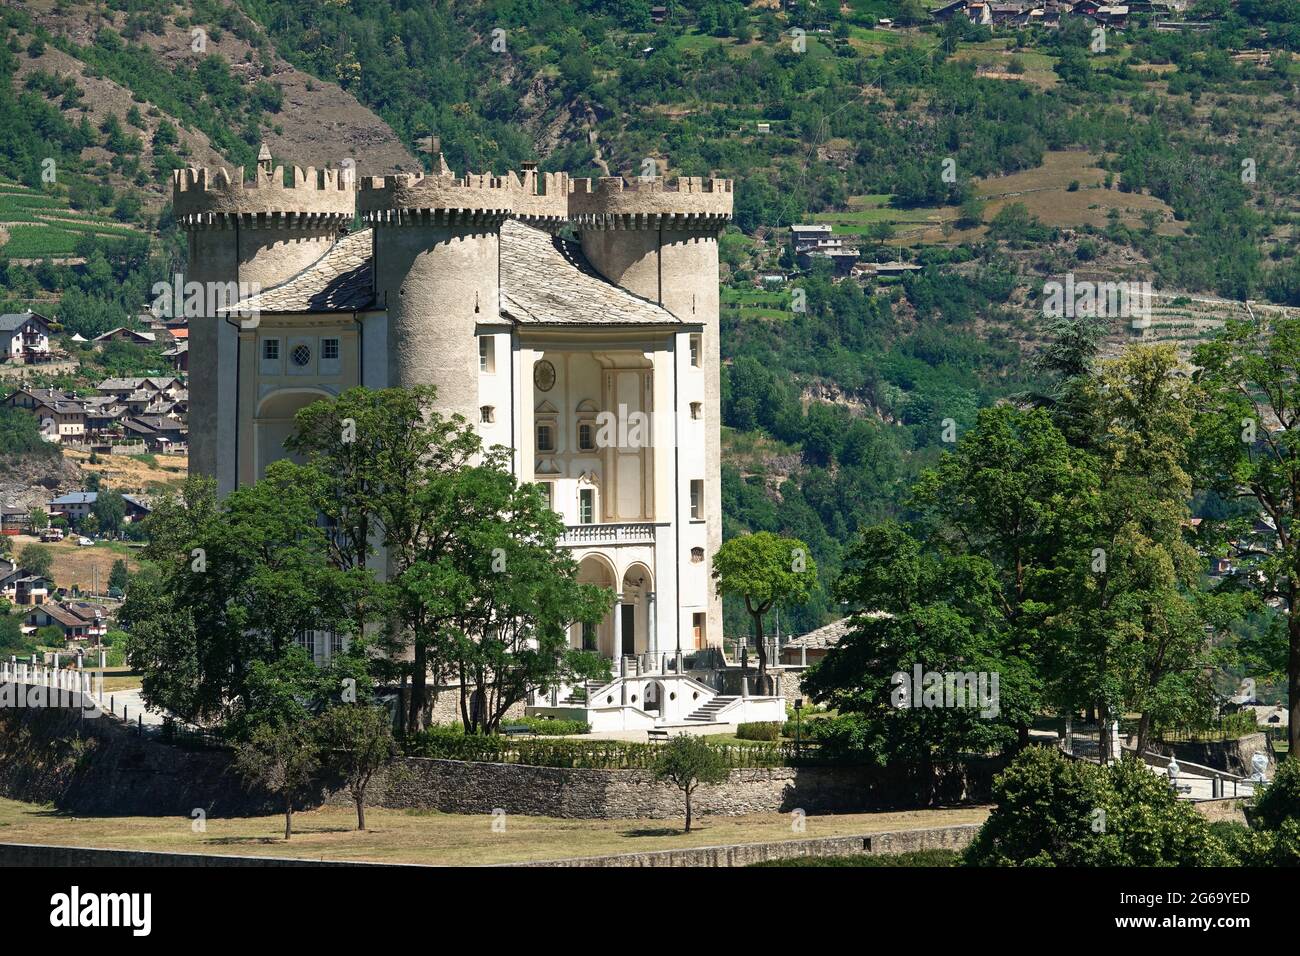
(0, 797, 990, 866)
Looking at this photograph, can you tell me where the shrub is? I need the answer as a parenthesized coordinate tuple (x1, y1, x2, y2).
(406, 731, 783, 770)
(965, 748, 1234, 867)
(736, 721, 781, 741)
(510, 716, 591, 736)
(1250, 757, 1300, 830)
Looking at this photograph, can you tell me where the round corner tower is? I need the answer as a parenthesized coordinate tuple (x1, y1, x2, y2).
(358, 159, 514, 420)
(173, 147, 355, 493)
(569, 175, 734, 648)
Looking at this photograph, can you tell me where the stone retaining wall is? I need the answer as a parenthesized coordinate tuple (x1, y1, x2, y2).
(326, 756, 1001, 819)
(517, 823, 981, 867)
(0, 696, 996, 821)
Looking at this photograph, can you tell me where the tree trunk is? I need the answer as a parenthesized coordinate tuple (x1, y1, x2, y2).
(1289, 611, 1300, 761)
(1098, 700, 1111, 766)
(284, 796, 292, 840)
(408, 640, 427, 733)
(752, 610, 769, 695)
(355, 794, 365, 831)
(684, 788, 692, 834)
(1135, 711, 1152, 759)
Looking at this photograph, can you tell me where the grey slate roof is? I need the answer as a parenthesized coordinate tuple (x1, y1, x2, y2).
(499, 220, 682, 327)
(784, 618, 853, 650)
(224, 229, 375, 314)
(0, 312, 49, 332)
(222, 221, 683, 326)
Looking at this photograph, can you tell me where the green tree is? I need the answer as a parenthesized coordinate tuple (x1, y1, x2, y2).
(18, 543, 53, 580)
(108, 559, 129, 593)
(316, 705, 398, 830)
(233, 721, 321, 841)
(27, 509, 48, 532)
(439, 471, 612, 734)
(712, 531, 817, 693)
(1194, 319, 1300, 758)
(286, 386, 480, 733)
(122, 471, 372, 727)
(652, 735, 729, 833)
(92, 488, 126, 534)
(1060, 345, 1222, 758)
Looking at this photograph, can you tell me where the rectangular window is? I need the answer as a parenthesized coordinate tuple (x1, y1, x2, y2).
(689, 334, 702, 367)
(690, 479, 704, 520)
(536, 423, 555, 452)
(579, 488, 595, 525)
(330, 632, 345, 656)
(578, 421, 595, 451)
(263, 339, 279, 361)
(538, 481, 553, 510)
(480, 405, 495, 424)
(693, 613, 706, 649)
(322, 338, 340, 361)
(582, 621, 597, 652)
(479, 337, 495, 373)
(295, 630, 315, 659)
(690, 402, 702, 420)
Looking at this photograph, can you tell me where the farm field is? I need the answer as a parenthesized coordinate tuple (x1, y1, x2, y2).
(0, 179, 143, 260)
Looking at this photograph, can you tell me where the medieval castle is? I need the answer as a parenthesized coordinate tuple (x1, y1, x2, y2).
(171, 146, 740, 717)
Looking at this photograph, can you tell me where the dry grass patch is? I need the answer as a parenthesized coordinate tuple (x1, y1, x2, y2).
(0, 797, 990, 866)
(10, 533, 140, 592)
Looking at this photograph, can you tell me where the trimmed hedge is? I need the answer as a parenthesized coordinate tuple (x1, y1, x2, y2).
(406, 732, 786, 769)
(736, 721, 782, 741)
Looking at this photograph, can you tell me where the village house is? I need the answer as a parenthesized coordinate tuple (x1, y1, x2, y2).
(47, 491, 153, 525)
(24, 603, 100, 642)
(0, 311, 52, 364)
(93, 327, 157, 347)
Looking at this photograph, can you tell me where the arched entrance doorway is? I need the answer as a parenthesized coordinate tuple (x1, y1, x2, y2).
(253, 388, 332, 479)
(619, 563, 655, 658)
(574, 555, 617, 656)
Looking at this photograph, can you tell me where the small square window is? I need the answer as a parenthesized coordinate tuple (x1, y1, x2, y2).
(480, 405, 495, 424)
(263, 339, 279, 361)
(537, 423, 556, 452)
(690, 402, 702, 420)
(291, 344, 311, 367)
(690, 479, 704, 520)
(322, 338, 339, 361)
(691, 547, 704, 564)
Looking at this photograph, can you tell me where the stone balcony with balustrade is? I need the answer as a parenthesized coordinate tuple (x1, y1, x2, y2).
(557, 522, 659, 547)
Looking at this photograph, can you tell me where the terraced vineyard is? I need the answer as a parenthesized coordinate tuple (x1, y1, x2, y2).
(0, 179, 143, 260)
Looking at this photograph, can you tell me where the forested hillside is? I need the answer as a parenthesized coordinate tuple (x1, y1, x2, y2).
(5, 0, 1300, 636)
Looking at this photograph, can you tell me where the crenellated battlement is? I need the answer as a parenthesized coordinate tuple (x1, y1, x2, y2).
(568, 176, 733, 228)
(358, 155, 514, 225)
(172, 161, 355, 226)
(505, 167, 570, 225)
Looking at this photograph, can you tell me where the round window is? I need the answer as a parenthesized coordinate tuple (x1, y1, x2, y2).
(669, 692, 677, 701)
(630, 694, 637, 703)
(291, 344, 311, 367)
